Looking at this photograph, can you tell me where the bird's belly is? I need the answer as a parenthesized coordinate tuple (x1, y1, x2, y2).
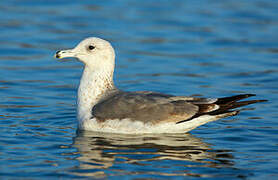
(79, 115, 219, 134)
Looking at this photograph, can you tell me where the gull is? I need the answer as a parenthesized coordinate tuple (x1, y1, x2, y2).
(55, 37, 266, 134)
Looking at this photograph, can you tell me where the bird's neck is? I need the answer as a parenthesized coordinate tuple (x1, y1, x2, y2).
(77, 65, 115, 122)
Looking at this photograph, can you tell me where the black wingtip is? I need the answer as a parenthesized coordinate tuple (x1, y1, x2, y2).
(256, 99, 268, 103)
(216, 94, 256, 104)
(234, 94, 268, 103)
(244, 94, 256, 97)
(235, 94, 256, 98)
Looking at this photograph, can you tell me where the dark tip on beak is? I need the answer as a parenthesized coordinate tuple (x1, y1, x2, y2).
(55, 51, 61, 58)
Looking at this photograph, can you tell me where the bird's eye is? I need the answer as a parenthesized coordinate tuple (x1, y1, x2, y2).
(88, 45, 95, 50)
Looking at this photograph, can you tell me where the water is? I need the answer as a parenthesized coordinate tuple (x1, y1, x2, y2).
(0, 0, 277, 179)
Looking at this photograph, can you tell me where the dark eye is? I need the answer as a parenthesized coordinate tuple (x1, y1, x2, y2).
(88, 45, 95, 50)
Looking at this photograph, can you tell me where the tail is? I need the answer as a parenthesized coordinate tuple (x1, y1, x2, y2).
(180, 94, 267, 123)
(209, 94, 267, 115)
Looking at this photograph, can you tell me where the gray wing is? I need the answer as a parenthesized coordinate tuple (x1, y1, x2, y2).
(92, 92, 265, 124)
(92, 91, 217, 124)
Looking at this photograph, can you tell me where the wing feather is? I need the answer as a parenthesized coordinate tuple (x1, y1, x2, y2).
(92, 92, 266, 124)
(92, 91, 199, 124)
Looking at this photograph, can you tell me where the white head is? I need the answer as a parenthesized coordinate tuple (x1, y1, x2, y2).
(55, 37, 115, 70)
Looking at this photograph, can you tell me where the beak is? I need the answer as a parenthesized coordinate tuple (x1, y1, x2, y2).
(54, 49, 76, 59)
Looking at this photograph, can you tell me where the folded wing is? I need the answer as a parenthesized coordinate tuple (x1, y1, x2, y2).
(92, 91, 226, 124)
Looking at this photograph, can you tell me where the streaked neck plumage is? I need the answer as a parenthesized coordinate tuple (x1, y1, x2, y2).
(77, 64, 115, 123)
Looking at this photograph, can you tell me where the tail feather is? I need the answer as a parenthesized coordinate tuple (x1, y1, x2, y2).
(216, 94, 256, 104)
(178, 94, 267, 123)
(227, 99, 267, 109)
(209, 99, 267, 115)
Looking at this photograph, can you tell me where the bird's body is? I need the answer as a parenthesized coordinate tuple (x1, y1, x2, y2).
(55, 37, 266, 134)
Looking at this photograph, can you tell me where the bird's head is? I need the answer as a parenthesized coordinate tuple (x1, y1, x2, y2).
(55, 37, 115, 70)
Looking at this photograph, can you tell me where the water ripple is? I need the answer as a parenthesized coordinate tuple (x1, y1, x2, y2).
(0, 0, 277, 179)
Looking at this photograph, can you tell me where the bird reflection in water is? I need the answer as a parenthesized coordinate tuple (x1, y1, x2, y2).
(71, 131, 234, 178)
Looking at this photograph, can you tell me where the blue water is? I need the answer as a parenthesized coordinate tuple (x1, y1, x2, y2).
(0, 0, 277, 179)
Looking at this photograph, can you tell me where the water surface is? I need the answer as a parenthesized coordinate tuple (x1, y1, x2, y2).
(0, 0, 277, 179)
